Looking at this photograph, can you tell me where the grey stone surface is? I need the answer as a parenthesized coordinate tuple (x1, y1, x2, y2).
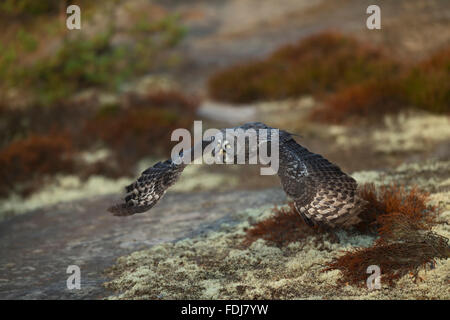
(0, 189, 286, 299)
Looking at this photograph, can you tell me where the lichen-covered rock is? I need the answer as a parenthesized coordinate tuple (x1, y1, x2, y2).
(331, 112, 450, 155)
(104, 160, 450, 300)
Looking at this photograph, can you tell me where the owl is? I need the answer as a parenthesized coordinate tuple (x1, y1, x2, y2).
(108, 122, 366, 228)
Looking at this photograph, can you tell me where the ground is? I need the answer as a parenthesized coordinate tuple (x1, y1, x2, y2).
(0, 0, 449, 299)
(103, 160, 450, 300)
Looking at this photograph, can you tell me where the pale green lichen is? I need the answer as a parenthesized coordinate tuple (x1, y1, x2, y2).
(330, 112, 450, 154)
(104, 160, 450, 300)
(0, 157, 238, 221)
(171, 166, 239, 192)
(79, 149, 112, 164)
(372, 113, 450, 154)
(0, 175, 131, 221)
(352, 160, 450, 193)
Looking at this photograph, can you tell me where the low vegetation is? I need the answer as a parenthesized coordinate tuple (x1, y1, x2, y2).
(312, 47, 450, 123)
(0, 1, 191, 199)
(243, 202, 327, 247)
(0, 90, 198, 198)
(104, 175, 450, 299)
(208, 32, 449, 123)
(0, 1, 186, 105)
(0, 0, 68, 18)
(208, 32, 401, 103)
(243, 184, 449, 287)
(0, 133, 75, 197)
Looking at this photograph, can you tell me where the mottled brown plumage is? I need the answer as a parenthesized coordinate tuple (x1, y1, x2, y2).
(108, 122, 366, 228)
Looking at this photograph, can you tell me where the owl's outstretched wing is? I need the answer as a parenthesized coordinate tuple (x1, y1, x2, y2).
(108, 139, 214, 216)
(277, 135, 366, 228)
(108, 158, 187, 216)
(109, 122, 365, 229)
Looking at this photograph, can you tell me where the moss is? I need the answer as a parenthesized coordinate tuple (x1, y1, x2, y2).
(104, 160, 450, 299)
(171, 166, 239, 193)
(0, 175, 131, 221)
(352, 160, 450, 194)
(372, 112, 450, 154)
(330, 112, 450, 155)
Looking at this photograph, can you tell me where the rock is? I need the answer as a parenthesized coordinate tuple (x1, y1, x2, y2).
(0, 189, 286, 299)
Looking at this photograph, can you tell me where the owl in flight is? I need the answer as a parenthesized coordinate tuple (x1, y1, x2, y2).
(108, 122, 366, 228)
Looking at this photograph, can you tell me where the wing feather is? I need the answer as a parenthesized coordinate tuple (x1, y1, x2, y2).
(108, 159, 187, 216)
(278, 137, 366, 228)
(109, 123, 365, 229)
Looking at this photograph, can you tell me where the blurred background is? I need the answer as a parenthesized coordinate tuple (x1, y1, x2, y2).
(0, 0, 449, 220)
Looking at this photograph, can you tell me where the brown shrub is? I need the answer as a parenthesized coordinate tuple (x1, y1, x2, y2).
(325, 184, 449, 286)
(0, 132, 75, 197)
(324, 237, 448, 286)
(208, 32, 400, 103)
(84, 90, 198, 161)
(244, 184, 448, 286)
(123, 90, 199, 114)
(402, 47, 450, 114)
(0, 99, 95, 149)
(0, 90, 199, 198)
(310, 80, 406, 124)
(355, 183, 438, 235)
(243, 202, 331, 248)
(311, 46, 449, 124)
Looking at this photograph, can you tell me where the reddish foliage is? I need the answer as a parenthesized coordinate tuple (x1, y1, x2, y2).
(208, 32, 400, 103)
(355, 183, 437, 234)
(310, 80, 406, 124)
(0, 133, 75, 197)
(124, 90, 199, 114)
(324, 238, 448, 286)
(325, 184, 448, 286)
(402, 47, 450, 114)
(84, 90, 198, 160)
(311, 46, 450, 124)
(243, 202, 331, 248)
(243, 183, 448, 287)
(0, 90, 199, 198)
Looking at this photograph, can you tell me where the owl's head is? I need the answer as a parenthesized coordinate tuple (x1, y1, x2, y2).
(213, 128, 274, 163)
(212, 133, 240, 163)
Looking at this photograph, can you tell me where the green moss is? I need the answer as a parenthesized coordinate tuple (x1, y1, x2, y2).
(0, 6, 186, 105)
